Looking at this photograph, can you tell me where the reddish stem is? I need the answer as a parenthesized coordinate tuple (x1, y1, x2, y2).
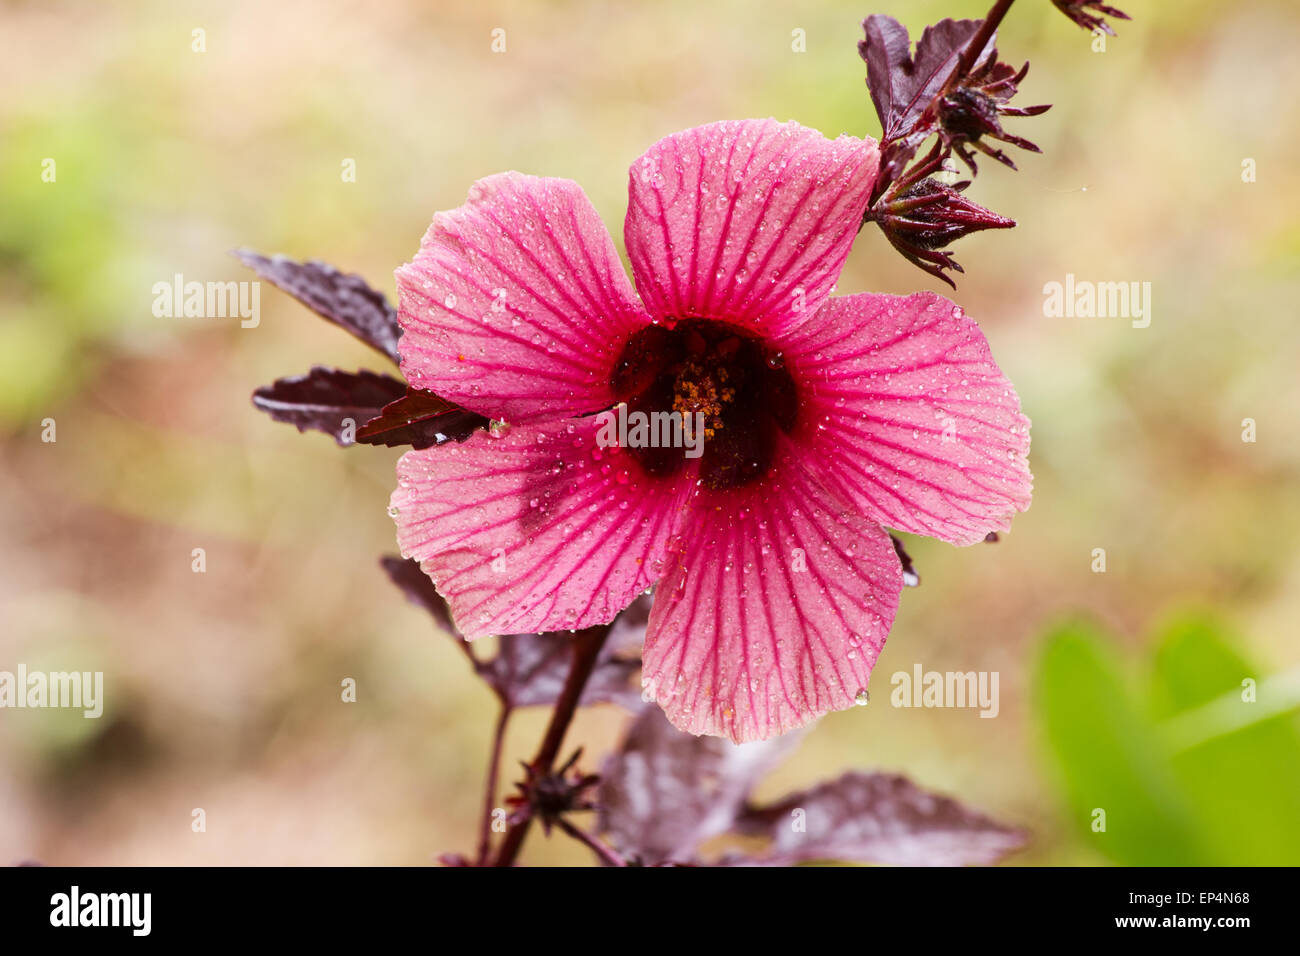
(475, 705, 511, 865)
(491, 623, 610, 866)
(557, 818, 628, 868)
(955, 0, 1016, 80)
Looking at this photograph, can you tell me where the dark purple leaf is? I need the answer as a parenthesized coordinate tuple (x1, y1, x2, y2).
(481, 629, 642, 711)
(233, 249, 401, 361)
(597, 706, 800, 865)
(893, 20, 983, 144)
(252, 366, 406, 446)
(729, 771, 1026, 866)
(860, 17, 1006, 191)
(354, 388, 488, 450)
(379, 555, 455, 633)
(890, 533, 921, 588)
(860, 15, 915, 143)
(913, 18, 993, 87)
(380, 556, 646, 710)
(860, 17, 989, 148)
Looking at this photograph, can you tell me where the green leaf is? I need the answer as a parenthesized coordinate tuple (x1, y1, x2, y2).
(1035, 620, 1206, 865)
(1149, 613, 1300, 864)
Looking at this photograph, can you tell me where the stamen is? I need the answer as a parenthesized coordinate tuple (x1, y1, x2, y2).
(609, 319, 799, 489)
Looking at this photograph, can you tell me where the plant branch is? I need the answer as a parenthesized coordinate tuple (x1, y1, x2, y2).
(557, 818, 628, 868)
(955, 0, 1017, 81)
(491, 623, 612, 866)
(475, 704, 511, 865)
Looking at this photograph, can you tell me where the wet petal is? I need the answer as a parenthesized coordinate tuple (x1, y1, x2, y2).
(392, 416, 690, 638)
(780, 292, 1032, 545)
(642, 448, 902, 742)
(396, 173, 649, 423)
(624, 119, 878, 335)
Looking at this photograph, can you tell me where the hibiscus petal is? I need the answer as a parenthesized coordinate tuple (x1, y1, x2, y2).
(391, 417, 690, 639)
(624, 119, 879, 334)
(396, 173, 649, 423)
(780, 291, 1032, 546)
(642, 450, 902, 742)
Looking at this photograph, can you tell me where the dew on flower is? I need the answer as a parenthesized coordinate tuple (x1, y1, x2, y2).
(373, 114, 1034, 752)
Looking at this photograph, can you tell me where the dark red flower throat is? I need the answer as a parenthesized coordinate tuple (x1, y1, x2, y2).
(610, 319, 798, 490)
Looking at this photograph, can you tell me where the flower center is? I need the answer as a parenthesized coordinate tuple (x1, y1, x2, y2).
(609, 318, 798, 489)
(671, 358, 733, 438)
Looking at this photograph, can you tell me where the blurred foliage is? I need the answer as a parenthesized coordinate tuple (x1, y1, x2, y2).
(1037, 613, 1300, 865)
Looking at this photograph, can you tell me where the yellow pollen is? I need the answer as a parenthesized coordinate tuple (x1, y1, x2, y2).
(672, 360, 733, 438)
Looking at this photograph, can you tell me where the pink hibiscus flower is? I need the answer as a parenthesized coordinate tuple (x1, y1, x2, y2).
(390, 118, 1031, 743)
